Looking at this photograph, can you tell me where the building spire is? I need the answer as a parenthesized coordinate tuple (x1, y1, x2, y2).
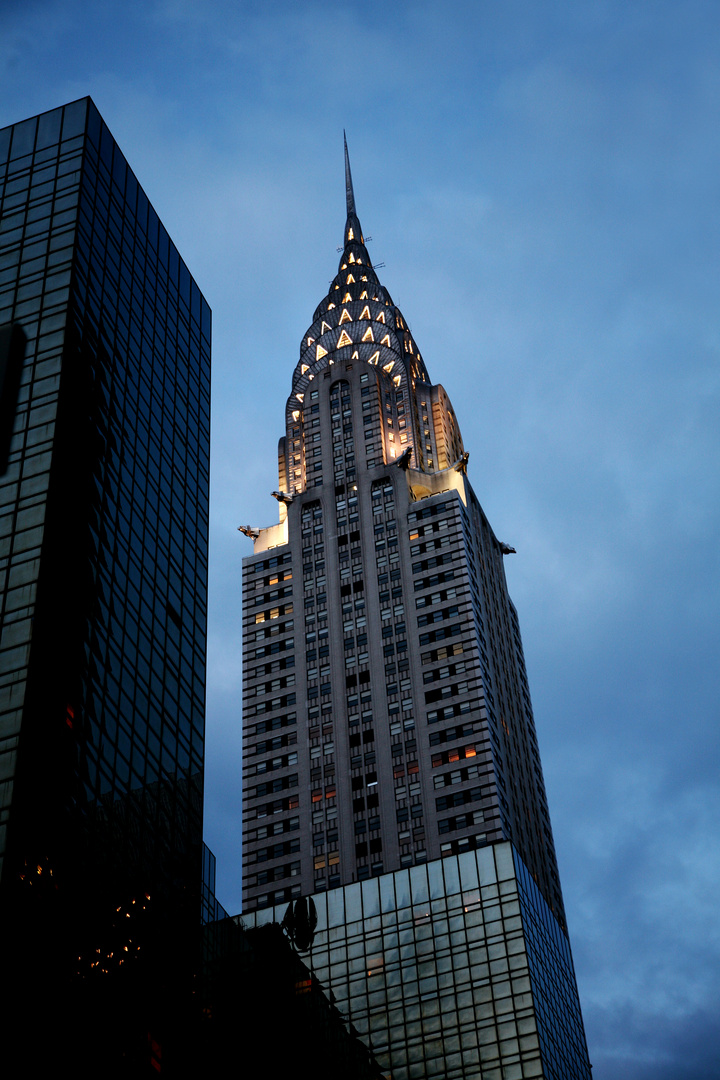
(344, 130, 356, 217)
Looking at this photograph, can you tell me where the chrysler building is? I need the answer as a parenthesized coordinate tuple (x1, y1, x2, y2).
(238, 141, 591, 1080)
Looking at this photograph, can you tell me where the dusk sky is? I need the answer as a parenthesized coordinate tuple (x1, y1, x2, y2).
(2, 2, 719, 1076)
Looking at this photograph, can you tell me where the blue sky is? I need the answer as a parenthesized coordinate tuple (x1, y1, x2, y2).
(2, 2, 719, 1076)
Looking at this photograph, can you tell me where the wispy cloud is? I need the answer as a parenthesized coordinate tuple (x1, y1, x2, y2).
(2, 3, 718, 1075)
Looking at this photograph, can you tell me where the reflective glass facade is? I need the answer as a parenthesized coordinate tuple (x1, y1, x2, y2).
(241, 844, 590, 1080)
(0, 99, 210, 1066)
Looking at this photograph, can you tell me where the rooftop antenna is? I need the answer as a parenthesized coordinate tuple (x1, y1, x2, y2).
(343, 130, 356, 217)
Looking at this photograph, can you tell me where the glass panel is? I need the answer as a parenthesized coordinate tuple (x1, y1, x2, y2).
(476, 843, 498, 886)
(380, 872, 396, 913)
(493, 841, 515, 883)
(61, 98, 87, 141)
(409, 863, 429, 905)
(0, 126, 10, 164)
(458, 849, 479, 891)
(10, 117, 36, 159)
(361, 877, 380, 917)
(428, 858, 445, 900)
(393, 868, 410, 911)
(442, 855, 460, 898)
(312, 892, 328, 932)
(344, 882, 362, 923)
(36, 108, 62, 150)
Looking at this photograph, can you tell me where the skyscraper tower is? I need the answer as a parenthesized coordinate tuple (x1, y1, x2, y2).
(0, 98, 211, 1071)
(239, 143, 590, 1080)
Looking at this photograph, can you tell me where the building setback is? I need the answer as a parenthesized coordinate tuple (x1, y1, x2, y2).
(239, 143, 591, 1079)
(0, 99, 211, 1072)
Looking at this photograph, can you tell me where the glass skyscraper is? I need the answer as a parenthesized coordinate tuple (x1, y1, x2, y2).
(239, 142, 591, 1078)
(0, 98, 211, 1071)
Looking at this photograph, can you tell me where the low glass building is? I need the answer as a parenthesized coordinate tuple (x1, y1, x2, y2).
(240, 844, 590, 1080)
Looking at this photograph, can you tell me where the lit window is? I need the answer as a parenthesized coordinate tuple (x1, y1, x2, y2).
(340, 309, 352, 324)
(361, 326, 374, 343)
(337, 330, 353, 348)
(360, 306, 371, 320)
(316, 345, 328, 360)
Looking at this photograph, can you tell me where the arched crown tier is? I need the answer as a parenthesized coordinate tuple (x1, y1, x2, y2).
(291, 138, 430, 399)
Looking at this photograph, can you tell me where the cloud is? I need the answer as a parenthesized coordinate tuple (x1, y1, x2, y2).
(1, 3, 719, 1074)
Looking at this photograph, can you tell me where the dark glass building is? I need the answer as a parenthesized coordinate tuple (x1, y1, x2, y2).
(200, 916, 385, 1079)
(239, 144, 591, 1078)
(0, 99, 211, 1072)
